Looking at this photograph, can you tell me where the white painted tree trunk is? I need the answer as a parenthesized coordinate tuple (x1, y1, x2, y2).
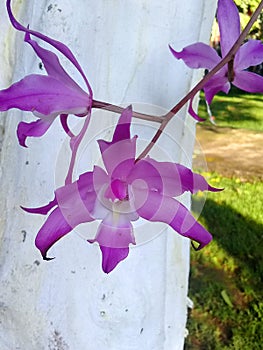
(0, 1, 216, 349)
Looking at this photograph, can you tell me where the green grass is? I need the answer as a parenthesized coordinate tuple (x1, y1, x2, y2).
(185, 173, 263, 349)
(198, 87, 263, 131)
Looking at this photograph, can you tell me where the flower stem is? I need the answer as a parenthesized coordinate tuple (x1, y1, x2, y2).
(92, 100, 163, 123)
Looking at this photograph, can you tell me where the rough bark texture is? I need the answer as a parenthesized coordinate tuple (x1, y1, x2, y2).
(0, 1, 216, 349)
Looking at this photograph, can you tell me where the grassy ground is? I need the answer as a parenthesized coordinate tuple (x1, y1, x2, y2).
(198, 87, 263, 131)
(185, 90, 263, 349)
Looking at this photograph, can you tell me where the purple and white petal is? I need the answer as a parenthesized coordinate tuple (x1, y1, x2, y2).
(169, 43, 221, 69)
(98, 107, 137, 176)
(56, 178, 96, 228)
(134, 188, 212, 249)
(35, 207, 73, 260)
(204, 71, 230, 104)
(7, 0, 93, 96)
(21, 197, 57, 215)
(17, 118, 54, 147)
(132, 158, 220, 197)
(25, 32, 88, 95)
(99, 246, 130, 274)
(188, 96, 206, 121)
(90, 215, 135, 273)
(233, 71, 263, 93)
(217, 0, 240, 57)
(0, 75, 90, 116)
(235, 40, 263, 70)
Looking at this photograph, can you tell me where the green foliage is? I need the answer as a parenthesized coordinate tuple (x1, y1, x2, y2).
(235, 0, 261, 12)
(234, 0, 262, 38)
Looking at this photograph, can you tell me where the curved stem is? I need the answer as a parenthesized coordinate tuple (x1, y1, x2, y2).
(92, 100, 163, 123)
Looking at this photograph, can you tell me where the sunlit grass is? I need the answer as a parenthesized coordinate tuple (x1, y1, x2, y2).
(186, 173, 263, 350)
(198, 88, 263, 131)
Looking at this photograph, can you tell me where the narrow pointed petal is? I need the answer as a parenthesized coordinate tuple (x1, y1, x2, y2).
(235, 40, 263, 70)
(111, 105, 132, 143)
(233, 71, 263, 93)
(98, 106, 133, 154)
(60, 114, 74, 137)
(169, 43, 220, 69)
(204, 72, 230, 104)
(17, 118, 54, 147)
(131, 158, 221, 197)
(188, 96, 206, 121)
(21, 197, 57, 215)
(6, 0, 92, 96)
(100, 246, 129, 273)
(0, 75, 89, 116)
(98, 107, 136, 176)
(24, 32, 88, 95)
(134, 189, 212, 249)
(35, 207, 72, 259)
(217, 0, 240, 57)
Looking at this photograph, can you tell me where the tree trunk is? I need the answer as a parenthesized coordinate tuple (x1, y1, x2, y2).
(0, 1, 216, 349)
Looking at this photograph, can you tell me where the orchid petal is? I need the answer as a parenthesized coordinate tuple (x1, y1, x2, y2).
(169, 43, 220, 69)
(6, 0, 93, 97)
(21, 197, 57, 215)
(134, 188, 212, 249)
(217, 0, 240, 57)
(188, 96, 206, 121)
(90, 216, 135, 273)
(100, 246, 129, 274)
(35, 207, 72, 260)
(235, 40, 263, 70)
(60, 114, 74, 137)
(132, 158, 220, 197)
(98, 107, 136, 176)
(233, 71, 263, 93)
(98, 105, 132, 153)
(17, 118, 54, 147)
(56, 179, 96, 228)
(204, 71, 230, 104)
(24, 32, 88, 95)
(0, 75, 90, 116)
(128, 159, 163, 194)
(111, 179, 128, 200)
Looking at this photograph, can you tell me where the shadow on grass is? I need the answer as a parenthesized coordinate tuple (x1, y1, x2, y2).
(198, 87, 263, 130)
(199, 198, 263, 286)
(185, 198, 263, 350)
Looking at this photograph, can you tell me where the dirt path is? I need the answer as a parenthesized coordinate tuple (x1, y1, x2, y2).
(193, 125, 263, 180)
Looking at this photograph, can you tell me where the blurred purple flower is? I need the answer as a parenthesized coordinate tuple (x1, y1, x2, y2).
(23, 106, 220, 273)
(0, 0, 92, 146)
(170, 0, 263, 120)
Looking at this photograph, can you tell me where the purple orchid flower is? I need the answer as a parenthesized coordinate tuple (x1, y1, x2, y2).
(0, 0, 92, 146)
(169, 0, 263, 120)
(22, 106, 220, 273)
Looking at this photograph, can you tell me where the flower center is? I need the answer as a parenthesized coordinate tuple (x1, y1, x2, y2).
(111, 178, 128, 201)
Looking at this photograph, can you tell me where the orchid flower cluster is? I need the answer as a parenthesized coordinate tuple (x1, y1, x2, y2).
(0, 0, 262, 273)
